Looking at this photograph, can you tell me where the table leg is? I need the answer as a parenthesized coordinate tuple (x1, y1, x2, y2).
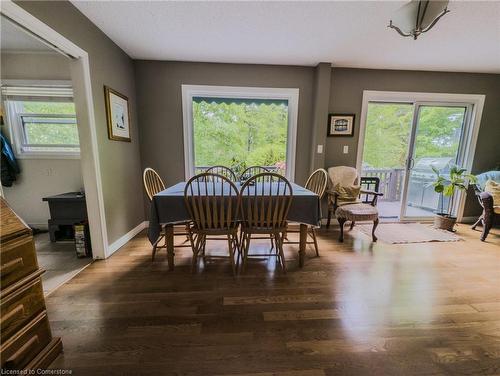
(165, 224, 174, 271)
(299, 223, 307, 268)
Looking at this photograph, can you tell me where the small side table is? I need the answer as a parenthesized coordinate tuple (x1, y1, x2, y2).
(42, 192, 87, 242)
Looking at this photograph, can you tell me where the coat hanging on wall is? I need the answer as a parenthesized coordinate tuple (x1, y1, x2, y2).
(1, 131, 20, 187)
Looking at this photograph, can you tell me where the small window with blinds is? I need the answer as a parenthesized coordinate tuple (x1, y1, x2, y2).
(2, 84, 80, 157)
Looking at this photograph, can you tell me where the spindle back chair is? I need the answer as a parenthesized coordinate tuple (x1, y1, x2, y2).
(239, 173, 293, 273)
(205, 165, 237, 182)
(184, 172, 240, 274)
(285, 168, 327, 257)
(143, 167, 191, 261)
(143, 167, 165, 201)
(305, 168, 328, 199)
(240, 165, 270, 180)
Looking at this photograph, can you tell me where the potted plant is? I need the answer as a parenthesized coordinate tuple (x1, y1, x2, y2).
(430, 165, 477, 231)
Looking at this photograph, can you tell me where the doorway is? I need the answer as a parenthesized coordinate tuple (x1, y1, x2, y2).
(1, 2, 108, 259)
(357, 91, 485, 221)
(1, 15, 94, 294)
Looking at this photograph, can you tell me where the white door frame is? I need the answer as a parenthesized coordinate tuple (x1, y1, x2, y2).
(1, 1, 108, 259)
(356, 90, 485, 222)
(181, 84, 299, 182)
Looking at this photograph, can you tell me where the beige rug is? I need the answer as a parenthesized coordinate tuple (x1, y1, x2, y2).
(357, 222, 462, 244)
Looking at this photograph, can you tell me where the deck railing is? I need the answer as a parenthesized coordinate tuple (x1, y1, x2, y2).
(362, 168, 405, 201)
(195, 166, 281, 176)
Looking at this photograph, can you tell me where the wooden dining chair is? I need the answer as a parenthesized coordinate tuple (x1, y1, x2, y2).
(143, 167, 191, 261)
(240, 165, 270, 180)
(184, 172, 240, 275)
(239, 173, 293, 273)
(284, 168, 328, 256)
(205, 165, 237, 182)
(143, 167, 165, 201)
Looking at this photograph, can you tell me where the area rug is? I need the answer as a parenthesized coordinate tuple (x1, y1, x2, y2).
(356, 222, 462, 244)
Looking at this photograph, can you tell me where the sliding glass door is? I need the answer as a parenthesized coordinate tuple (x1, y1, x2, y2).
(361, 99, 474, 221)
(401, 104, 470, 219)
(361, 102, 413, 219)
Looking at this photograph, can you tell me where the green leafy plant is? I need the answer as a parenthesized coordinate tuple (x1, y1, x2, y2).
(430, 165, 477, 217)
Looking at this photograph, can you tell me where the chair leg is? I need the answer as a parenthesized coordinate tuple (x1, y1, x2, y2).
(372, 218, 379, 242)
(151, 243, 158, 261)
(338, 218, 346, 242)
(481, 220, 492, 241)
(201, 235, 207, 263)
(275, 233, 287, 274)
(227, 234, 236, 276)
(310, 228, 319, 257)
(326, 209, 332, 228)
(233, 234, 241, 269)
(236, 233, 243, 268)
(471, 215, 483, 230)
(349, 221, 355, 231)
(151, 233, 165, 261)
(191, 234, 203, 273)
(242, 233, 251, 273)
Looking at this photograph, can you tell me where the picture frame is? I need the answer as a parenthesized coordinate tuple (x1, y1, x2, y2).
(104, 86, 131, 142)
(327, 114, 355, 137)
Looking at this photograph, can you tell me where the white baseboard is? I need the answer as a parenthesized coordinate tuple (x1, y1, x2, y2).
(106, 221, 148, 257)
(28, 223, 49, 230)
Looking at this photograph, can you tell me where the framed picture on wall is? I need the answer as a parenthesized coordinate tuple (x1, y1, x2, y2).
(327, 114, 355, 137)
(104, 86, 131, 142)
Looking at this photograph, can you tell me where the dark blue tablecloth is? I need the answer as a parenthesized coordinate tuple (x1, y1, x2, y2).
(148, 182, 321, 244)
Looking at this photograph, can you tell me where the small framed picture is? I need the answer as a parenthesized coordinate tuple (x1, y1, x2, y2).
(104, 86, 131, 142)
(327, 114, 355, 137)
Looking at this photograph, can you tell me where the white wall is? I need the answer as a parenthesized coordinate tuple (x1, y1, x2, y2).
(1, 52, 84, 229)
(2, 160, 84, 228)
(1, 52, 71, 80)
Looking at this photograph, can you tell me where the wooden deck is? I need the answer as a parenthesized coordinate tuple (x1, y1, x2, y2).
(46, 225, 500, 375)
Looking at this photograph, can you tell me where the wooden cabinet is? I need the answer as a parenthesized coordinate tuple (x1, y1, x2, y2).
(0, 198, 62, 371)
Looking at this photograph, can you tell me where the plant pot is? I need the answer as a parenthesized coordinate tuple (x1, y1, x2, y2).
(434, 214, 457, 232)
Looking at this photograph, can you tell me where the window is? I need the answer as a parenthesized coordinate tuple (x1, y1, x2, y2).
(182, 85, 299, 180)
(2, 84, 80, 157)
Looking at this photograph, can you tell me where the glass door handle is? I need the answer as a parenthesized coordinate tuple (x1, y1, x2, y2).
(407, 158, 415, 170)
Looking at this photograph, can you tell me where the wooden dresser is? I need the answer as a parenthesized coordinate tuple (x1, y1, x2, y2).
(0, 197, 62, 370)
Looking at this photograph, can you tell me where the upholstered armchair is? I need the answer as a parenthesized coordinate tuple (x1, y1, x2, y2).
(326, 166, 383, 228)
(326, 166, 383, 242)
(471, 171, 500, 241)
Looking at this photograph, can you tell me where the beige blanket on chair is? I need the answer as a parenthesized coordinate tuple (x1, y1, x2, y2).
(327, 166, 361, 205)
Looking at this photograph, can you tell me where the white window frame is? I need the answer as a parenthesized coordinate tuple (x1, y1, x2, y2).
(181, 84, 299, 181)
(3, 79, 80, 159)
(356, 90, 485, 222)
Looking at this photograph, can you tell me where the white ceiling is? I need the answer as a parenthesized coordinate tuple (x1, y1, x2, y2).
(1, 16, 54, 52)
(72, 1, 500, 73)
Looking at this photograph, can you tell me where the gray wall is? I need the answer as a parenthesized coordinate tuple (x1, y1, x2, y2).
(134, 60, 315, 215)
(1, 52, 83, 228)
(1, 52, 71, 80)
(326, 68, 500, 217)
(16, 1, 145, 244)
(135, 62, 499, 219)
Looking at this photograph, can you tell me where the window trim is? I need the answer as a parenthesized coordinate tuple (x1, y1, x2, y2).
(4, 96, 81, 159)
(181, 84, 299, 181)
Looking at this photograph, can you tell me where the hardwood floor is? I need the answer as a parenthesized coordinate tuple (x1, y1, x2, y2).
(46, 224, 500, 375)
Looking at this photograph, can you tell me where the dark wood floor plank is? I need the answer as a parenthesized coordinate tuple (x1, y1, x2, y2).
(43, 226, 499, 375)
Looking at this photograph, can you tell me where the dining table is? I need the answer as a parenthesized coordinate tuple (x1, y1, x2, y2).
(148, 181, 321, 270)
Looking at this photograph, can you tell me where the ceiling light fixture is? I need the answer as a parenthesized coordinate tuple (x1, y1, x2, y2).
(388, 0, 450, 40)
